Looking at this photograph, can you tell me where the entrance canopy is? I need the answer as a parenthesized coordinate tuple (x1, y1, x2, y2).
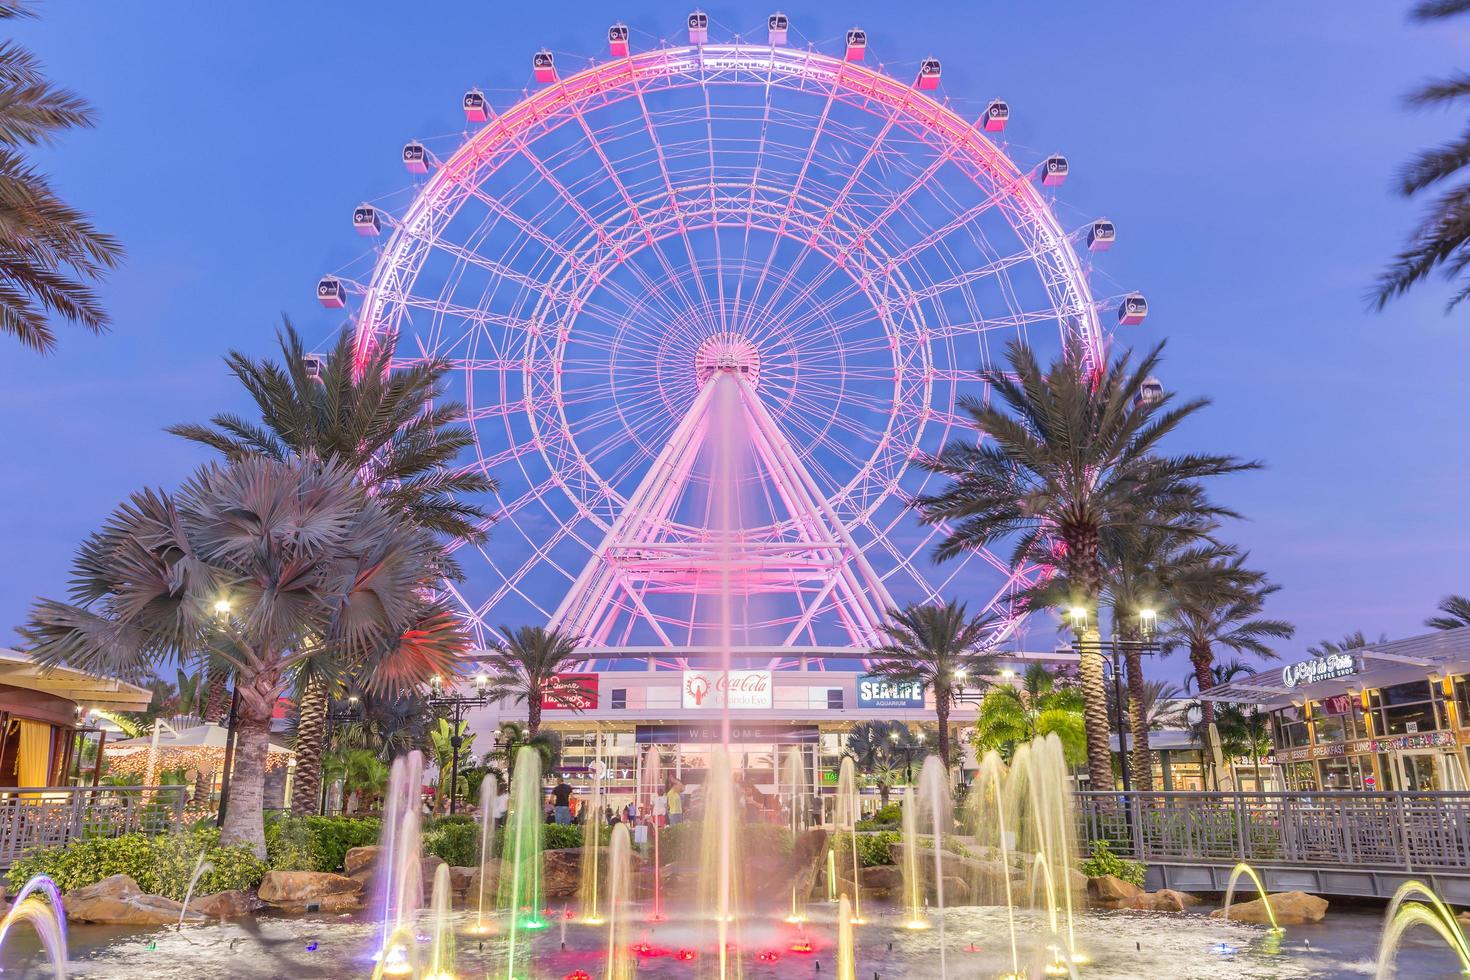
(0, 648, 151, 712)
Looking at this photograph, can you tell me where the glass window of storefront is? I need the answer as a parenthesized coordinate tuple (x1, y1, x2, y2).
(1369, 680, 1439, 736)
(1271, 705, 1311, 747)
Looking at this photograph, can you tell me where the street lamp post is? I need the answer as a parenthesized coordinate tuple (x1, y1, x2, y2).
(1062, 606, 1159, 793)
(319, 693, 362, 816)
(428, 672, 492, 816)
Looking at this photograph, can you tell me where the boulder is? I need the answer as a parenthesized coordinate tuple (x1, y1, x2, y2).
(65, 874, 203, 926)
(257, 871, 363, 913)
(1210, 891, 1327, 926)
(191, 889, 255, 919)
(860, 865, 904, 897)
(542, 848, 583, 899)
(420, 854, 448, 888)
(343, 845, 381, 878)
(1086, 874, 1143, 910)
(467, 860, 503, 907)
(449, 866, 475, 898)
(1138, 889, 1201, 913)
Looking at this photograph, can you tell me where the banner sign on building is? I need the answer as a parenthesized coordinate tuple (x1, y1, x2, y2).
(681, 669, 771, 709)
(540, 673, 598, 710)
(636, 723, 819, 744)
(1281, 652, 1358, 689)
(856, 675, 925, 709)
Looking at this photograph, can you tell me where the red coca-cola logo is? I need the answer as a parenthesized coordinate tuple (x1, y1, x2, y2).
(685, 674, 711, 705)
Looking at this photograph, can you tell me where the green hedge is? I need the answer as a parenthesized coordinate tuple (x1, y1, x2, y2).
(263, 815, 381, 873)
(833, 830, 901, 868)
(7, 828, 267, 900)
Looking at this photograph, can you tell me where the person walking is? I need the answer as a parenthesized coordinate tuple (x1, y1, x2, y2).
(551, 778, 574, 825)
(666, 778, 685, 826)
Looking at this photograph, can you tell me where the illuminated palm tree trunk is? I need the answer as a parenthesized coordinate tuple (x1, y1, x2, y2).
(290, 675, 328, 815)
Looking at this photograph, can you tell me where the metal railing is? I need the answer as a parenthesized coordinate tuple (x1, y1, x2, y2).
(1077, 790, 1470, 874)
(0, 786, 189, 867)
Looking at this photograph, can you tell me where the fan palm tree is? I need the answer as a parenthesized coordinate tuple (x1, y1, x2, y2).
(490, 721, 560, 779)
(866, 600, 1000, 770)
(1306, 631, 1385, 656)
(971, 663, 1086, 766)
(845, 720, 918, 802)
(1159, 555, 1294, 726)
(20, 456, 468, 856)
(0, 4, 123, 352)
(916, 339, 1255, 788)
(482, 626, 587, 737)
(1374, 0, 1470, 310)
(1428, 595, 1470, 630)
(169, 320, 494, 814)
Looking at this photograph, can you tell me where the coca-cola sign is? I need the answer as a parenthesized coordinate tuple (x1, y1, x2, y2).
(540, 673, 598, 710)
(681, 669, 772, 709)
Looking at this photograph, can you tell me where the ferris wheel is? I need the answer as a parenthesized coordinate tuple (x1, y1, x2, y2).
(318, 16, 1142, 664)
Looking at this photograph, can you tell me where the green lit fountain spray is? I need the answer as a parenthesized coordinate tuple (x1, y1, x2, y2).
(424, 863, 457, 980)
(470, 772, 499, 936)
(500, 745, 546, 980)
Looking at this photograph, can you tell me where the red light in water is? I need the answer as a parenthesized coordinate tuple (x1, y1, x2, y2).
(675, 949, 697, 962)
(631, 942, 669, 958)
(756, 951, 781, 963)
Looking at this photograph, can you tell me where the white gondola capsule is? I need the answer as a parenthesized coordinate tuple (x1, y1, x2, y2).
(462, 89, 488, 123)
(1118, 293, 1149, 325)
(688, 10, 708, 44)
(301, 354, 324, 381)
(608, 23, 629, 56)
(768, 12, 789, 45)
(917, 58, 941, 90)
(1041, 153, 1069, 186)
(533, 49, 557, 84)
(1088, 219, 1116, 252)
(402, 141, 428, 174)
(316, 277, 347, 309)
(352, 204, 381, 237)
(983, 99, 1009, 132)
(1134, 375, 1165, 409)
(845, 28, 866, 61)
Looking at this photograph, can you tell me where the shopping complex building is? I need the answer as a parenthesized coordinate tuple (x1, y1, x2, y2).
(1203, 626, 1470, 792)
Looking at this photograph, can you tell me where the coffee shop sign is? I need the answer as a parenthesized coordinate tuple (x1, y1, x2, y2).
(1281, 653, 1358, 689)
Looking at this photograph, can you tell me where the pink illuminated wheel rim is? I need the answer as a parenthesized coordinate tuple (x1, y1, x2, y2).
(331, 34, 1118, 659)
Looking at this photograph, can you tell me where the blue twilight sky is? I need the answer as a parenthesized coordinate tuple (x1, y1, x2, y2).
(1, 2, 1468, 685)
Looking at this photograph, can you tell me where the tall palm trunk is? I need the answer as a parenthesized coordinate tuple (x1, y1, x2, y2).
(1190, 641, 1216, 726)
(935, 687, 952, 771)
(291, 675, 328, 816)
(202, 664, 230, 724)
(1069, 529, 1115, 791)
(528, 698, 542, 738)
(1121, 626, 1154, 791)
(220, 686, 274, 858)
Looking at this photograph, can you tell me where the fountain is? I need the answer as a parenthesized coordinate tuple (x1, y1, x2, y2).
(836, 895, 857, 980)
(500, 744, 547, 979)
(915, 755, 952, 975)
(781, 745, 809, 923)
(638, 745, 664, 921)
(603, 823, 634, 980)
(967, 751, 1021, 977)
(375, 750, 425, 975)
(1374, 880, 1470, 978)
(579, 743, 606, 925)
(698, 745, 743, 977)
(177, 852, 214, 929)
(1221, 862, 1283, 933)
(835, 755, 864, 923)
(470, 771, 499, 935)
(424, 863, 456, 980)
(898, 785, 928, 931)
(1005, 735, 1082, 961)
(0, 875, 67, 980)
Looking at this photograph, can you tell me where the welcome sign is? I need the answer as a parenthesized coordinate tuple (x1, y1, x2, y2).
(681, 669, 772, 709)
(856, 675, 925, 709)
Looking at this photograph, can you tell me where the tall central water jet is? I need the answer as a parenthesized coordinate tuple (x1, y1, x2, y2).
(500, 745, 546, 980)
(638, 745, 665, 921)
(375, 750, 425, 975)
(471, 773, 499, 935)
(579, 740, 607, 925)
(782, 746, 809, 924)
(835, 756, 864, 924)
(604, 823, 634, 980)
(916, 755, 952, 977)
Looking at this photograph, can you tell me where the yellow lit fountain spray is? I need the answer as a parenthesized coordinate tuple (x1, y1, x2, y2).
(1374, 880, 1470, 978)
(782, 746, 809, 923)
(899, 785, 928, 930)
(698, 745, 743, 979)
(835, 755, 864, 923)
(1221, 862, 1283, 934)
(424, 863, 457, 980)
(836, 895, 857, 980)
(469, 772, 498, 935)
(579, 743, 607, 926)
(970, 752, 1021, 978)
(603, 823, 634, 980)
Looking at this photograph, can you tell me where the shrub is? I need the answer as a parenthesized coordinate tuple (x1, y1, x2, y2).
(263, 815, 382, 873)
(423, 821, 480, 867)
(1079, 839, 1145, 887)
(541, 824, 584, 850)
(834, 830, 901, 867)
(8, 828, 267, 900)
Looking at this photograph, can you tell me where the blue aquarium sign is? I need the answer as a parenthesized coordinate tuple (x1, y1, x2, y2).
(857, 676, 925, 709)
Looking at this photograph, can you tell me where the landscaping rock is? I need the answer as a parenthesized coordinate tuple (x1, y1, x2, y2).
(343, 845, 381, 878)
(466, 860, 503, 907)
(65, 874, 203, 926)
(542, 848, 583, 899)
(257, 870, 364, 913)
(1086, 874, 1143, 909)
(1138, 889, 1201, 912)
(449, 866, 475, 898)
(191, 889, 255, 919)
(860, 865, 903, 897)
(1209, 891, 1327, 926)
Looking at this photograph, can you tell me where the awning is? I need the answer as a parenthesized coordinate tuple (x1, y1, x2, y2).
(0, 648, 152, 711)
(105, 722, 293, 756)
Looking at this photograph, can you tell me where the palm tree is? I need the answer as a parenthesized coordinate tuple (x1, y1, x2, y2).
(428, 718, 476, 813)
(1306, 631, 1385, 656)
(1374, 1, 1470, 310)
(490, 721, 560, 779)
(1159, 556, 1294, 726)
(971, 663, 1086, 766)
(1185, 660, 1270, 780)
(1140, 679, 1190, 730)
(482, 626, 587, 737)
(0, 4, 123, 352)
(20, 456, 468, 856)
(867, 600, 999, 770)
(916, 339, 1255, 788)
(168, 320, 494, 815)
(1428, 595, 1470, 630)
(845, 720, 918, 802)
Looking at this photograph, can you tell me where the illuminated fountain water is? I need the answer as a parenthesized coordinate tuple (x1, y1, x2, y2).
(500, 745, 547, 979)
(578, 751, 607, 925)
(835, 756, 864, 924)
(638, 745, 664, 921)
(899, 785, 927, 931)
(177, 852, 213, 929)
(836, 895, 857, 980)
(375, 750, 425, 975)
(424, 863, 456, 980)
(698, 746, 743, 978)
(604, 823, 634, 980)
(1220, 862, 1283, 934)
(781, 746, 809, 924)
(0, 875, 67, 980)
(470, 772, 499, 936)
(1375, 880, 1470, 978)
(1005, 735, 1082, 966)
(915, 755, 952, 976)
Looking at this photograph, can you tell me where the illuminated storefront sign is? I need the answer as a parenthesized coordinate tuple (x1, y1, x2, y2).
(635, 723, 819, 744)
(541, 673, 599, 710)
(681, 669, 772, 709)
(1270, 729, 1459, 764)
(1281, 653, 1358, 688)
(856, 676, 925, 709)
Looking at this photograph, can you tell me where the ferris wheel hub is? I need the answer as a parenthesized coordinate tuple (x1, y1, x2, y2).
(694, 333, 762, 389)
